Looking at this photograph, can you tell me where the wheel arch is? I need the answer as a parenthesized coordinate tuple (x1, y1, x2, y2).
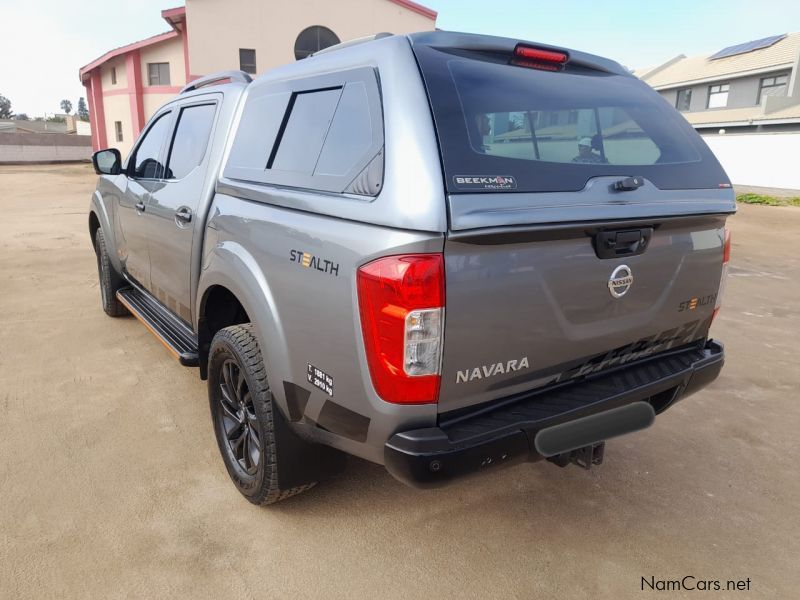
(89, 211, 101, 251)
(198, 284, 250, 379)
(88, 190, 122, 273)
(196, 241, 290, 392)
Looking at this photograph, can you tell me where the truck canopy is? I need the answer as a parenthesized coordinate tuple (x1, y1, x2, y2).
(409, 33, 730, 194)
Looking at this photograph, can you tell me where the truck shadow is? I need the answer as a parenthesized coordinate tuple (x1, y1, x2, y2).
(271, 443, 677, 520)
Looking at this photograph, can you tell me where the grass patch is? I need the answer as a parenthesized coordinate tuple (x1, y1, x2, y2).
(736, 193, 800, 207)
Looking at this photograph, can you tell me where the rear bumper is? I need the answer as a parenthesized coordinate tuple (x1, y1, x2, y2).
(384, 340, 724, 488)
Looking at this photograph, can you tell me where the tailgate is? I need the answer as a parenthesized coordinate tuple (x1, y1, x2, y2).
(439, 209, 729, 412)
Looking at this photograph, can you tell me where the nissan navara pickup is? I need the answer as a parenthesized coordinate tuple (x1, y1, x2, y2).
(88, 31, 734, 505)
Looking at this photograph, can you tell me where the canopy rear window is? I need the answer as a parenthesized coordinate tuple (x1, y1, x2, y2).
(411, 45, 728, 193)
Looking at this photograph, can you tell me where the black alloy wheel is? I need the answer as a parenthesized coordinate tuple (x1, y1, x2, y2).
(217, 358, 262, 476)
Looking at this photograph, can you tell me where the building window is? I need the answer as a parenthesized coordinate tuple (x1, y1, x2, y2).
(676, 88, 692, 111)
(111, 67, 117, 85)
(758, 74, 788, 104)
(148, 62, 171, 86)
(115, 121, 123, 142)
(707, 83, 730, 109)
(239, 49, 257, 74)
(294, 26, 340, 60)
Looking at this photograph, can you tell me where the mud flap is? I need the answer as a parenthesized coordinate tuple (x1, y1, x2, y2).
(534, 401, 655, 458)
(272, 399, 347, 490)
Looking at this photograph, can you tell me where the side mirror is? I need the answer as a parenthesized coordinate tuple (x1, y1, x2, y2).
(92, 148, 122, 175)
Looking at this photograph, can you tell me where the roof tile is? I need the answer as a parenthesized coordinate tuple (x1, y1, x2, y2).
(642, 32, 800, 88)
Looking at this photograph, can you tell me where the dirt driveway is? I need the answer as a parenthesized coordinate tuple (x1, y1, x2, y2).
(1, 163, 799, 599)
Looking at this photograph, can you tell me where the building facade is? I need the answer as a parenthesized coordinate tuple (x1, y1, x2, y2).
(79, 0, 436, 156)
(637, 33, 800, 189)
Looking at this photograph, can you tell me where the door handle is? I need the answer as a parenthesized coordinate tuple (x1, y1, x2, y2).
(135, 201, 146, 212)
(175, 207, 193, 225)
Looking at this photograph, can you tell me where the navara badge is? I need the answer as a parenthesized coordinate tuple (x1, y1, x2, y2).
(608, 265, 633, 298)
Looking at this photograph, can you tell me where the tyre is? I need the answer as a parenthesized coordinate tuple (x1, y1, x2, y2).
(208, 324, 315, 505)
(94, 228, 129, 317)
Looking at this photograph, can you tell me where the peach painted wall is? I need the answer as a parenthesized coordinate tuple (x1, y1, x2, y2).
(140, 36, 186, 90)
(186, 0, 435, 76)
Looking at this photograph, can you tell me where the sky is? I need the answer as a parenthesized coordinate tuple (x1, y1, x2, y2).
(2, 0, 800, 116)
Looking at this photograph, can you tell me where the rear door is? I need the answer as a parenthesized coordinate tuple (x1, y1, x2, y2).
(146, 98, 219, 323)
(410, 37, 736, 413)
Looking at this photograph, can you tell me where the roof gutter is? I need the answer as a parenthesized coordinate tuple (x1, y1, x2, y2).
(692, 116, 800, 128)
(691, 120, 754, 128)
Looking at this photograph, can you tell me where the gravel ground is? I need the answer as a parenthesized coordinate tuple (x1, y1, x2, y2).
(1, 163, 799, 599)
(735, 184, 800, 198)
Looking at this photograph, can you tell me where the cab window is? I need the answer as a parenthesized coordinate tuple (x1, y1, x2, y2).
(164, 103, 217, 180)
(130, 112, 172, 180)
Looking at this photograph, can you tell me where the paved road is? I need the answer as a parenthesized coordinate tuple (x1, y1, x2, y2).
(1, 164, 798, 599)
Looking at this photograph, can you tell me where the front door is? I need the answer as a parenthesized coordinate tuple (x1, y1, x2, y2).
(146, 100, 218, 324)
(116, 110, 174, 290)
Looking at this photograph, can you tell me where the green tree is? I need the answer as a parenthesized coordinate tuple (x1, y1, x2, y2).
(60, 99, 73, 114)
(76, 97, 89, 121)
(0, 94, 13, 119)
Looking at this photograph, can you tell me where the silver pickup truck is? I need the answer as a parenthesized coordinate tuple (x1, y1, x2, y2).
(89, 31, 734, 505)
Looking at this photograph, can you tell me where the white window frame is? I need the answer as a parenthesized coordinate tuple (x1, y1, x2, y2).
(707, 83, 730, 109)
(758, 74, 788, 104)
(147, 63, 171, 86)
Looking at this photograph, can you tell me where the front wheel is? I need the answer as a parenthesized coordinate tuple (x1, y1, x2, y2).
(208, 324, 315, 505)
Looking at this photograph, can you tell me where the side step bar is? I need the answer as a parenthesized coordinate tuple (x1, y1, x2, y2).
(116, 287, 199, 367)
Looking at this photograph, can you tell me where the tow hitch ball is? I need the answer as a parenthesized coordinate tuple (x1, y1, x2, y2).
(547, 442, 605, 470)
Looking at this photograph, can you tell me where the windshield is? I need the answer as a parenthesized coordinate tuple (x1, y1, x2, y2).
(412, 45, 728, 193)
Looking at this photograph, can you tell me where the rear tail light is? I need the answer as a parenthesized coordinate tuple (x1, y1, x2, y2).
(713, 228, 731, 322)
(357, 254, 444, 404)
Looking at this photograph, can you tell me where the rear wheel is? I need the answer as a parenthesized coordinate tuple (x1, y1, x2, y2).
(208, 324, 315, 505)
(94, 228, 128, 317)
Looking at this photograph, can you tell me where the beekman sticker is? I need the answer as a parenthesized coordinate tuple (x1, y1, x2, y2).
(307, 363, 334, 396)
(453, 175, 518, 190)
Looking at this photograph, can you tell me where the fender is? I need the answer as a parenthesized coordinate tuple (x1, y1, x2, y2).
(196, 240, 292, 417)
(89, 189, 123, 274)
(197, 241, 346, 486)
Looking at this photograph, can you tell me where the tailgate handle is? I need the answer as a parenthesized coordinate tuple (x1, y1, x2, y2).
(594, 228, 652, 259)
(612, 176, 645, 191)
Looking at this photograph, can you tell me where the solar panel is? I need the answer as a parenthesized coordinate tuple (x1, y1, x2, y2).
(709, 34, 787, 60)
